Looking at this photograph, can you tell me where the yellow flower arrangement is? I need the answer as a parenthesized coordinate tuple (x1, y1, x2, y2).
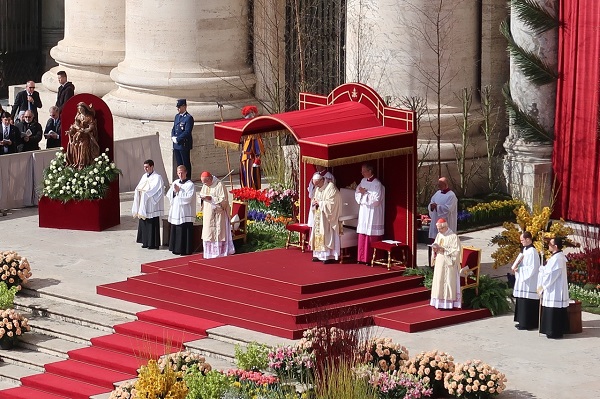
(135, 359, 188, 399)
(491, 205, 576, 268)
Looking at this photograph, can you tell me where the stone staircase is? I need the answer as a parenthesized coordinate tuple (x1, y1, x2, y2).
(0, 288, 259, 399)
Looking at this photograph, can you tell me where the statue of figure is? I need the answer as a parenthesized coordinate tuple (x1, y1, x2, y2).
(66, 102, 100, 169)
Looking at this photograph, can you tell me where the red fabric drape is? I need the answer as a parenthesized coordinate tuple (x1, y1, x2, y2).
(553, 0, 600, 223)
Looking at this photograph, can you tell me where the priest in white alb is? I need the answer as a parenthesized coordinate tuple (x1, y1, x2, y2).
(511, 231, 541, 330)
(430, 218, 463, 309)
(132, 159, 165, 249)
(167, 165, 196, 255)
(354, 163, 385, 264)
(199, 171, 235, 258)
(309, 173, 342, 264)
(307, 165, 335, 228)
(537, 237, 570, 339)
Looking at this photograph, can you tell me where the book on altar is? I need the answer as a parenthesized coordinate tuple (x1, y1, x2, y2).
(382, 239, 402, 245)
(21, 129, 32, 138)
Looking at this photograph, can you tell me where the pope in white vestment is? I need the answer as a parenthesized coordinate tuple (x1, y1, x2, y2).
(430, 218, 463, 309)
(307, 166, 335, 228)
(512, 231, 541, 330)
(200, 171, 235, 259)
(354, 164, 385, 264)
(428, 177, 458, 239)
(167, 165, 196, 255)
(132, 160, 165, 249)
(537, 237, 570, 339)
(309, 174, 341, 263)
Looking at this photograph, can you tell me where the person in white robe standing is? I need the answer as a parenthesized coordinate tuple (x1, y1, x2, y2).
(167, 165, 196, 255)
(354, 163, 385, 264)
(537, 237, 570, 339)
(309, 173, 342, 264)
(428, 177, 458, 265)
(307, 165, 335, 228)
(132, 159, 165, 249)
(430, 218, 463, 309)
(511, 231, 541, 330)
(200, 171, 235, 259)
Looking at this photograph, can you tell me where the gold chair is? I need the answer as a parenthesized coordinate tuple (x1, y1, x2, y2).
(231, 200, 248, 243)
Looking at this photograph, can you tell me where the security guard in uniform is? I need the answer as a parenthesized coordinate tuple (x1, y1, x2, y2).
(171, 99, 194, 178)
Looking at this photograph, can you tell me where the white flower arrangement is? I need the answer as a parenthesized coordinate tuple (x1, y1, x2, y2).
(444, 359, 507, 398)
(41, 150, 121, 202)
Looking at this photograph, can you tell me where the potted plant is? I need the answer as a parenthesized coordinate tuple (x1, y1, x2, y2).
(0, 308, 31, 349)
(0, 250, 32, 291)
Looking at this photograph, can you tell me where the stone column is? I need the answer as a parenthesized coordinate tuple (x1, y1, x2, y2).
(103, 0, 256, 178)
(41, 0, 125, 97)
(40, 0, 65, 72)
(503, 0, 558, 207)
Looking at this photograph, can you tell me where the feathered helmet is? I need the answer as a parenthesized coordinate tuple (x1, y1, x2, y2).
(241, 105, 258, 119)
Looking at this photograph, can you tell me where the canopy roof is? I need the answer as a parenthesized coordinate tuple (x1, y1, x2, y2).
(213, 83, 415, 166)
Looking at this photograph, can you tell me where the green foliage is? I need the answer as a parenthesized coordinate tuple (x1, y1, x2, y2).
(403, 267, 433, 289)
(500, 20, 558, 86)
(234, 341, 270, 371)
(314, 359, 378, 399)
(462, 275, 510, 316)
(569, 284, 600, 307)
(235, 222, 288, 254)
(502, 83, 554, 142)
(184, 368, 234, 399)
(511, 0, 559, 35)
(0, 282, 18, 310)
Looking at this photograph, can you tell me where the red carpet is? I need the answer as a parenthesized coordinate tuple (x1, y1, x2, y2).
(97, 249, 490, 339)
(0, 309, 217, 399)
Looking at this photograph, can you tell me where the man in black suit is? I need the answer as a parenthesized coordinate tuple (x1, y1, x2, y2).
(11, 81, 42, 122)
(44, 106, 62, 149)
(56, 71, 75, 112)
(1, 112, 19, 155)
(15, 110, 42, 152)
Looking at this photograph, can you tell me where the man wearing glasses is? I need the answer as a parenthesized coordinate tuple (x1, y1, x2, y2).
(15, 110, 43, 152)
(11, 81, 43, 122)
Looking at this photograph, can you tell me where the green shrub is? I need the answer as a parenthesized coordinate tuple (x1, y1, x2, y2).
(462, 275, 510, 316)
(234, 341, 270, 371)
(0, 282, 18, 310)
(184, 368, 234, 399)
(403, 267, 433, 289)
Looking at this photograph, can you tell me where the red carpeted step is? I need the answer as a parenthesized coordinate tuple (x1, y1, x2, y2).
(135, 308, 223, 335)
(373, 304, 491, 333)
(68, 346, 150, 375)
(90, 333, 182, 357)
(44, 359, 136, 389)
(20, 373, 109, 399)
(0, 386, 69, 399)
(114, 320, 207, 344)
(141, 254, 204, 273)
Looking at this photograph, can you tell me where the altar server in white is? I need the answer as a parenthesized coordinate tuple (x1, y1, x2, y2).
(354, 163, 385, 264)
(167, 165, 196, 255)
(511, 231, 541, 330)
(132, 159, 165, 249)
(428, 177, 458, 238)
(537, 237, 570, 339)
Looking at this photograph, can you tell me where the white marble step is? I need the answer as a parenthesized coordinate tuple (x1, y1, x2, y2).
(0, 346, 62, 372)
(18, 332, 87, 358)
(25, 314, 106, 344)
(0, 362, 40, 385)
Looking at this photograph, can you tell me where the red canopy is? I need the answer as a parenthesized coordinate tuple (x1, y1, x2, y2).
(214, 84, 414, 167)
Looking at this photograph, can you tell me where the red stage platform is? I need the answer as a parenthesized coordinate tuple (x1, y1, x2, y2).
(98, 249, 490, 339)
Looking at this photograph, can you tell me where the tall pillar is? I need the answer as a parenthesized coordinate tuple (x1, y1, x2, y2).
(103, 0, 256, 178)
(41, 0, 125, 97)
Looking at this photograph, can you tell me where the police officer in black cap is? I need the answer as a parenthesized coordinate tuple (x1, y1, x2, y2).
(171, 99, 194, 178)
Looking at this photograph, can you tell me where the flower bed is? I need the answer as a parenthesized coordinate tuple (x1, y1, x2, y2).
(0, 251, 32, 291)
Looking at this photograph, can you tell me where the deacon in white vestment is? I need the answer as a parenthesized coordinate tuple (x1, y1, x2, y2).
(430, 218, 463, 309)
(132, 159, 165, 249)
(511, 231, 541, 330)
(200, 171, 235, 259)
(167, 165, 196, 255)
(354, 163, 385, 264)
(309, 173, 342, 264)
(537, 237, 570, 339)
(307, 165, 335, 228)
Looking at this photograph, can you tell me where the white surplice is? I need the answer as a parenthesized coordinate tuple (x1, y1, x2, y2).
(513, 245, 541, 300)
(132, 172, 165, 219)
(167, 179, 196, 225)
(538, 251, 569, 308)
(354, 177, 385, 236)
(428, 189, 458, 238)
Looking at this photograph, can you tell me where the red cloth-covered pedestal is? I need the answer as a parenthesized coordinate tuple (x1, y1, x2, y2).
(38, 178, 120, 231)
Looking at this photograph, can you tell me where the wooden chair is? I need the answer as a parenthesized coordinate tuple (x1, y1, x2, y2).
(460, 246, 481, 296)
(285, 223, 311, 252)
(231, 200, 248, 243)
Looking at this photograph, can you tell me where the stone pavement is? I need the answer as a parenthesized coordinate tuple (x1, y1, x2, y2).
(0, 195, 599, 399)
